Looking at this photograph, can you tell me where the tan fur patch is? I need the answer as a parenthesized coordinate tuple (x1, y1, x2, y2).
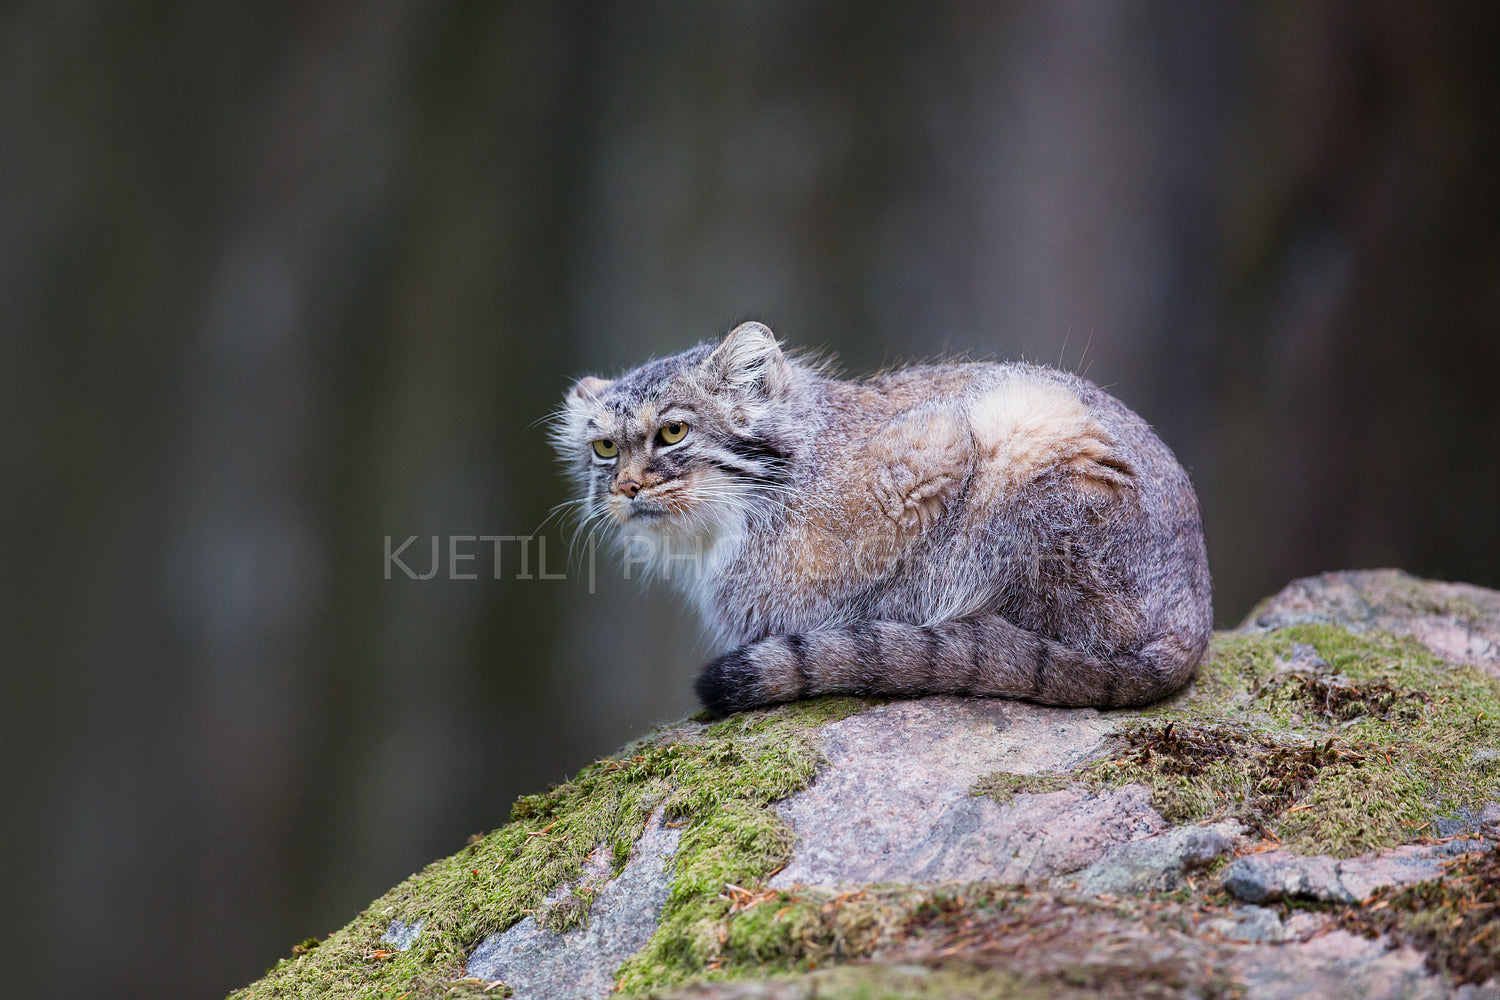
(783, 409, 969, 583)
(968, 379, 1123, 496)
(786, 520, 852, 584)
(1068, 453, 1134, 500)
(868, 409, 969, 534)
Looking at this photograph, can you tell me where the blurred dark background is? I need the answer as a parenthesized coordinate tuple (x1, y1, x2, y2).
(3, 2, 1498, 997)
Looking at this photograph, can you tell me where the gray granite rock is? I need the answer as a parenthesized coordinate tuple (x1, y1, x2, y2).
(1061, 819, 1242, 895)
(1205, 904, 1298, 943)
(380, 917, 424, 951)
(1220, 841, 1489, 904)
(1432, 803, 1500, 838)
(464, 808, 681, 999)
(1245, 569, 1500, 679)
(767, 697, 1150, 887)
(1227, 931, 1479, 1000)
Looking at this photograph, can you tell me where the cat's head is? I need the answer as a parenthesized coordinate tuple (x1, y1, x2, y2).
(552, 322, 796, 547)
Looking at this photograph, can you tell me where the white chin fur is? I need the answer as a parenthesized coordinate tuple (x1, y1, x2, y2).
(606, 491, 749, 592)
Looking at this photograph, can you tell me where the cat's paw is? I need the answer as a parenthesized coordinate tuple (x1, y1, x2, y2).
(694, 647, 762, 717)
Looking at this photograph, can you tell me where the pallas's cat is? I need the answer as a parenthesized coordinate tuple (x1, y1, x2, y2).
(554, 322, 1211, 716)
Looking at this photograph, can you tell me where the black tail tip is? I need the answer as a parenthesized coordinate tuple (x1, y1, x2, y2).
(694, 648, 761, 717)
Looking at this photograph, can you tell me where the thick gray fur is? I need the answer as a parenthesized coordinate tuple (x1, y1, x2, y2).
(553, 323, 1212, 715)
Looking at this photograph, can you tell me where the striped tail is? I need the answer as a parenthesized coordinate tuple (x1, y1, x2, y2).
(693, 615, 1204, 716)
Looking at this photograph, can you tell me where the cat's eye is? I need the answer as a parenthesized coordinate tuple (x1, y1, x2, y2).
(658, 421, 689, 445)
(592, 439, 619, 459)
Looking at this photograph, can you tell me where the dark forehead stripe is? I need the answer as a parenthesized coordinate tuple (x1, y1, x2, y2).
(608, 343, 714, 399)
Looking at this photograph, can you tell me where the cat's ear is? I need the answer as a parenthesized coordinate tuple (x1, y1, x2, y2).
(567, 375, 613, 404)
(703, 322, 790, 399)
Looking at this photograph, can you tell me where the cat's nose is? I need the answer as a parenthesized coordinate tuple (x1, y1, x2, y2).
(615, 479, 641, 498)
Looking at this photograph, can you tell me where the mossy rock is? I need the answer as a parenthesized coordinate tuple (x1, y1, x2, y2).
(230, 573, 1500, 1000)
(1066, 623, 1500, 856)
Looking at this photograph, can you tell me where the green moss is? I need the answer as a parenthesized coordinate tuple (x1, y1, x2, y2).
(632, 960, 1189, 1000)
(539, 884, 595, 934)
(435, 980, 513, 998)
(966, 625, 1500, 856)
(618, 883, 977, 995)
(230, 697, 874, 1000)
(619, 884, 1243, 999)
(1080, 722, 1369, 835)
(614, 796, 866, 987)
(1078, 625, 1500, 856)
(620, 876, 1247, 997)
(970, 772, 1074, 806)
